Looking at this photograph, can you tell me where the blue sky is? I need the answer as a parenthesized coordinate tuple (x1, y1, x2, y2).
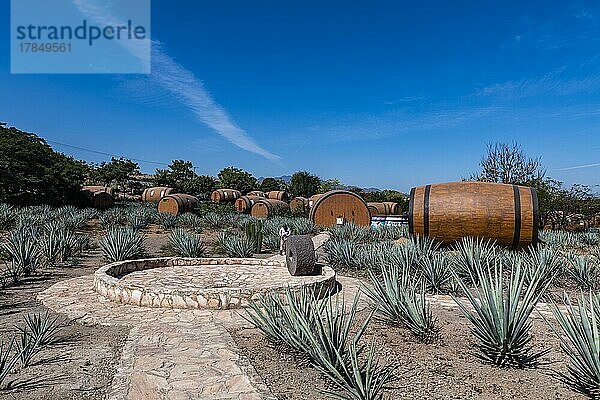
(1, 1, 599, 192)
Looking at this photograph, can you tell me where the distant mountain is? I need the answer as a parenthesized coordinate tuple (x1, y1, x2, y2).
(258, 175, 292, 184)
(362, 187, 381, 193)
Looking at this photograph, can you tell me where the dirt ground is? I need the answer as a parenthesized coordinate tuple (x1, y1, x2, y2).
(0, 223, 273, 400)
(0, 250, 127, 400)
(233, 305, 585, 400)
(0, 226, 175, 400)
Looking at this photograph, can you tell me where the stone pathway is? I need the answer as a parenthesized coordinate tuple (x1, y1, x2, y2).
(39, 274, 277, 400)
(37, 234, 334, 399)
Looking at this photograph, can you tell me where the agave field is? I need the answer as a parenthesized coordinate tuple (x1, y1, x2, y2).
(1, 202, 600, 399)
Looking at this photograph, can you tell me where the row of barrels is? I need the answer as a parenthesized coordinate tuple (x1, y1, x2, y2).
(90, 181, 540, 248)
(302, 182, 539, 249)
(210, 189, 290, 203)
(311, 183, 539, 248)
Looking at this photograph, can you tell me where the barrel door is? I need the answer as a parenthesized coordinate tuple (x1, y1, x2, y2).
(409, 181, 539, 248)
(309, 190, 371, 228)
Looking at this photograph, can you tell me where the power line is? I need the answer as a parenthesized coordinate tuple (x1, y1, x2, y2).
(46, 139, 171, 167)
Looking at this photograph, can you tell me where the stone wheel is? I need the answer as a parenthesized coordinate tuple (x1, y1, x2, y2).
(285, 235, 316, 276)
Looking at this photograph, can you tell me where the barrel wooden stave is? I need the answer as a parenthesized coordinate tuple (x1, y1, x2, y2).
(92, 191, 114, 209)
(409, 181, 538, 248)
(309, 190, 371, 228)
(266, 191, 289, 202)
(211, 189, 242, 203)
(142, 187, 174, 203)
(290, 197, 309, 212)
(250, 199, 289, 219)
(367, 202, 399, 216)
(158, 194, 199, 215)
(234, 195, 262, 213)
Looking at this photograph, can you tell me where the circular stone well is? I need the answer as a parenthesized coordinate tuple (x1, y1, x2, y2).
(94, 257, 336, 310)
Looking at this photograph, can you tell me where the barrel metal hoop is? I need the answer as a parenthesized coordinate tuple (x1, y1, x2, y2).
(423, 185, 431, 237)
(408, 188, 415, 236)
(512, 185, 522, 248)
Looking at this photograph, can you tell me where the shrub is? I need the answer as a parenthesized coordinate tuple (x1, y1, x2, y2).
(179, 213, 203, 232)
(245, 289, 395, 400)
(419, 252, 453, 294)
(566, 254, 599, 291)
(318, 341, 398, 400)
(363, 264, 438, 343)
(126, 212, 148, 231)
(3, 227, 41, 276)
(0, 338, 20, 388)
(21, 311, 62, 347)
(522, 247, 561, 290)
(405, 235, 439, 261)
(549, 293, 600, 397)
(99, 208, 124, 229)
(452, 237, 498, 283)
(217, 232, 255, 258)
(168, 229, 206, 257)
(38, 222, 77, 267)
(99, 227, 145, 262)
(453, 259, 550, 367)
(328, 223, 372, 243)
(324, 240, 364, 270)
(373, 224, 408, 241)
(0, 204, 16, 231)
(202, 212, 230, 229)
(157, 213, 178, 230)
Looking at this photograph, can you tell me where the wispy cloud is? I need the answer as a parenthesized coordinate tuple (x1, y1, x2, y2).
(476, 68, 600, 100)
(72, 0, 280, 162)
(556, 162, 600, 171)
(307, 105, 502, 144)
(383, 95, 426, 105)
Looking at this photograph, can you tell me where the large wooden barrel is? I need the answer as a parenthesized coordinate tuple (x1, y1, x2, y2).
(267, 191, 289, 202)
(309, 190, 371, 228)
(234, 196, 262, 213)
(88, 191, 114, 209)
(409, 181, 539, 248)
(290, 197, 309, 213)
(247, 190, 266, 198)
(251, 199, 290, 219)
(158, 194, 199, 215)
(211, 189, 242, 203)
(81, 186, 114, 209)
(367, 202, 399, 216)
(142, 187, 174, 203)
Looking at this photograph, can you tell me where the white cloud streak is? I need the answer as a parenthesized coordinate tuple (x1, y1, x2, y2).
(556, 162, 600, 171)
(476, 68, 600, 100)
(72, 0, 280, 162)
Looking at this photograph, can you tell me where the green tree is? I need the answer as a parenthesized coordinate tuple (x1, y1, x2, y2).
(154, 160, 217, 198)
(0, 124, 88, 206)
(288, 171, 321, 198)
(189, 175, 218, 199)
(471, 142, 545, 184)
(217, 167, 257, 194)
(89, 157, 140, 191)
(319, 178, 343, 193)
(259, 177, 286, 192)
